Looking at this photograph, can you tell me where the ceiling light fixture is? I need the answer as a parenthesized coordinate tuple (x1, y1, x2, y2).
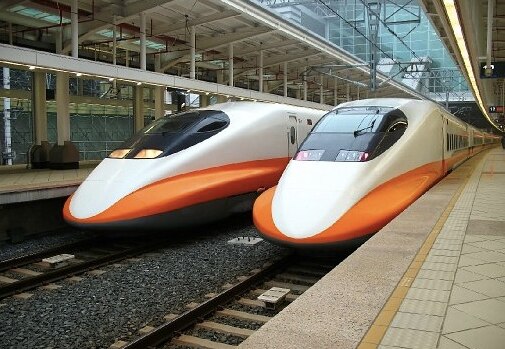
(442, 0, 499, 131)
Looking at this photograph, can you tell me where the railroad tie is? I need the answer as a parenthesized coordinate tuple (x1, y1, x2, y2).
(216, 309, 271, 323)
(172, 334, 236, 349)
(264, 280, 309, 293)
(196, 321, 254, 338)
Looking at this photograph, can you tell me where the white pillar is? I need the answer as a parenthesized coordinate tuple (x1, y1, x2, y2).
(56, 72, 70, 146)
(8, 22, 13, 45)
(71, 0, 78, 58)
(154, 86, 164, 119)
(140, 12, 147, 70)
(346, 83, 350, 101)
(112, 22, 117, 66)
(125, 49, 130, 67)
(134, 85, 144, 131)
(485, 0, 494, 76)
(357, 86, 360, 100)
(33, 71, 47, 145)
(320, 75, 324, 104)
(334, 77, 338, 106)
(228, 43, 234, 87)
(259, 51, 264, 92)
(190, 26, 196, 79)
(56, 27, 62, 53)
(155, 54, 161, 72)
(303, 72, 308, 101)
(283, 62, 288, 97)
(2, 68, 12, 165)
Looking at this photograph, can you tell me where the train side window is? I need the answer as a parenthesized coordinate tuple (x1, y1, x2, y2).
(290, 126, 296, 144)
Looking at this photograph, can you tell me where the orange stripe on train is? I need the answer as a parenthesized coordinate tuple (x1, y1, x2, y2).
(64, 157, 289, 224)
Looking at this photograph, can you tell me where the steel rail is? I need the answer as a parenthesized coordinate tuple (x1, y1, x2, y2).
(123, 254, 294, 349)
(0, 239, 169, 299)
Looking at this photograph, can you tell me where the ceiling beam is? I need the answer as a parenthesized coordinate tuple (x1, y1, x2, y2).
(152, 10, 240, 36)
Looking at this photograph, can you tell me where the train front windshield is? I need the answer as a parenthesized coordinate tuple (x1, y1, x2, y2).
(108, 110, 230, 159)
(295, 107, 408, 162)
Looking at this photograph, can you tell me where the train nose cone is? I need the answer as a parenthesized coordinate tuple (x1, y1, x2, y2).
(269, 161, 368, 239)
(67, 158, 158, 220)
(272, 188, 348, 238)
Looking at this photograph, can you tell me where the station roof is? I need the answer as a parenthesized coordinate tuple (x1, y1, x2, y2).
(419, 0, 505, 131)
(0, 0, 427, 105)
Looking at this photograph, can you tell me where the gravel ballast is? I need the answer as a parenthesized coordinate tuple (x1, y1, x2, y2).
(0, 214, 288, 349)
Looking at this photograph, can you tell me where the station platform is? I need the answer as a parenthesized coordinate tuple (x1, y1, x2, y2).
(0, 161, 97, 205)
(240, 147, 505, 349)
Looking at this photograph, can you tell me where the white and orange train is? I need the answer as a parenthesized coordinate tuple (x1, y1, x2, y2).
(63, 102, 326, 230)
(253, 98, 500, 247)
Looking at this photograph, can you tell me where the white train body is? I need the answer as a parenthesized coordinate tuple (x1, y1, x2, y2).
(253, 98, 499, 247)
(64, 102, 326, 230)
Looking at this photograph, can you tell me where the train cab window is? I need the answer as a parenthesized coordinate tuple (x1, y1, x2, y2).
(109, 110, 230, 159)
(196, 119, 228, 133)
(386, 121, 407, 133)
(295, 106, 407, 162)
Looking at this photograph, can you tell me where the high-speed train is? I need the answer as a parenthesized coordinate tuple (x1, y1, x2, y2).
(253, 98, 499, 247)
(63, 102, 326, 230)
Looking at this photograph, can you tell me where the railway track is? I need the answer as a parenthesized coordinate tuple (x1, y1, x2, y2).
(0, 236, 172, 299)
(114, 254, 339, 349)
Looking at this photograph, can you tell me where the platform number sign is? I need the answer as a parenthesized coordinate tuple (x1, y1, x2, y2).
(489, 106, 504, 113)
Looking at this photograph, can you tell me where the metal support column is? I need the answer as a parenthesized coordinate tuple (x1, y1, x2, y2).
(283, 62, 288, 97)
(366, 1, 381, 91)
(2, 67, 12, 165)
(71, 0, 78, 58)
(140, 12, 147, 70)
(134, 85, 145, 132)
(190, 26, 196, 79)
(334, 77, 338, 106)
(320, 75, 324, 104)
(228, 43, 234, 87)
(259, 51, 264, 93)
(303, 72, 308, 101)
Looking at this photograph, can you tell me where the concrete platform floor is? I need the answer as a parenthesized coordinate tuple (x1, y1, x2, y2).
(239, 147, 505, 349)
(0, 162, 97, 204)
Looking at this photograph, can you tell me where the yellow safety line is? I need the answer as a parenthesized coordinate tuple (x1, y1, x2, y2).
(356, 151, 490, 349)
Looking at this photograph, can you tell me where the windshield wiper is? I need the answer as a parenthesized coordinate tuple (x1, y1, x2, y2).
(353, 120, 376, 137)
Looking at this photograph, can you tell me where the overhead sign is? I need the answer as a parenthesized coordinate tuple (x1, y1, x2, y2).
(480, 62, 505, 78)
(489, 106, 504, 113)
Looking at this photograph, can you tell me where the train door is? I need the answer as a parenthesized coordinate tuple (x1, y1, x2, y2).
(288, 115, 298, 157)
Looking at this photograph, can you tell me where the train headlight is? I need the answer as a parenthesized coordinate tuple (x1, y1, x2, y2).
(109, 149, 131, 159)
(335, 150, 369, 162)
(133, 149, 163, 159)
(294, 149, 325, 161)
